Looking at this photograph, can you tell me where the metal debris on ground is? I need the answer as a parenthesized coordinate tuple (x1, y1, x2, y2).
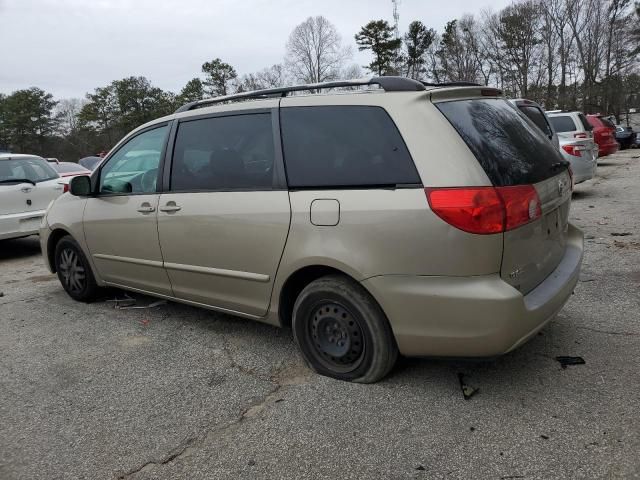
(105, 294, 167, 310)
(457, 373, 479, 400)
(555, 356, 586, 369)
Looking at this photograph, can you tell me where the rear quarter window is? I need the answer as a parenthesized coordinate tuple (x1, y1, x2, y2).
(280, 106, 420, 188)
(549, 115, 577, 133)
(437, 98, 566, 186)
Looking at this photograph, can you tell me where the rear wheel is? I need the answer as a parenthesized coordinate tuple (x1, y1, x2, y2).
(292, 274, 398, 383)
(54, 235, 99, 302)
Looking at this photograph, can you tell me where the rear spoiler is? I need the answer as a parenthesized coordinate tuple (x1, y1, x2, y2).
(429, 86, 503, 103)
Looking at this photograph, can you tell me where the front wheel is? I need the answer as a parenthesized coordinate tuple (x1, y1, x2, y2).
(292, 274, 398, 383)
(54, 235, 99, 302)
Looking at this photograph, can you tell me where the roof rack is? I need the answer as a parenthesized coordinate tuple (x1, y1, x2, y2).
(422, 81, 482, 87)
(175, 76, 426, 113)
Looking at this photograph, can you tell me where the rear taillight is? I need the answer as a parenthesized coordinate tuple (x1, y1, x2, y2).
(562, 144, 582, 157)
(63, 183, 69, 193)
(425, 185, 541, 235)
(574, 132, 588, 139)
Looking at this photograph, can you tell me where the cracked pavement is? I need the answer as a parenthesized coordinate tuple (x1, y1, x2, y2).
(1, 150, 639, 479)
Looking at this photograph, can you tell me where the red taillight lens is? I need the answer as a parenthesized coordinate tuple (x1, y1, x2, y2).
(562, 144, 582, 156)
(63, 183, 69, 193)
(425, 185, 541, 234)
(497, 185, 542, 231)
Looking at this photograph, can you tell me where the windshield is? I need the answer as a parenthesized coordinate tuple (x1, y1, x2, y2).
(437, 98, 566, 186)
(0, 157, 59, 184)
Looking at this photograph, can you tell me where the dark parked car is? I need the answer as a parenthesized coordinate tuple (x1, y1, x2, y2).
(78, 156, 103, 171)
(615, 125, 637, 149)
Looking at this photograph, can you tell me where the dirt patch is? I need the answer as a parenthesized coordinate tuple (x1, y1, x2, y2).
(29, 275, 56, 283)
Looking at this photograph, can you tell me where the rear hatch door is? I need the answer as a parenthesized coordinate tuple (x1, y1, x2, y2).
(0, 157, 62, 216)
(436, 97, 572, 294)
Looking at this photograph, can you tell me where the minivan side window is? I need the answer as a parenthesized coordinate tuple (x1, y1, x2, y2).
(280, 106, 420, 188)
(170, 113, 275, 191)
(100, 125, 169, 194)
(548, 115, 577, 133)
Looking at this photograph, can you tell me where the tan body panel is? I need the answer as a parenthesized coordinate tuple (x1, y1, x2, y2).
(156, 191, 291, 317)
(83, 195, 172, 295)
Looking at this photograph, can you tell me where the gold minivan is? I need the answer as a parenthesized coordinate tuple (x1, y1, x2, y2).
(41, 77, 583, 383)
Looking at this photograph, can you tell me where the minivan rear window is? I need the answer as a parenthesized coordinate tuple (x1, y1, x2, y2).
(280, 106, 420, 188)
(549, 115, 576, 132)
(437, 99, 566, 186)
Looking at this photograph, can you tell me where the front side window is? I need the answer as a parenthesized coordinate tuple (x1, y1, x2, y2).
(170, 113, 275, 191)
(548, 115, 577, 133)
(280, 106, 420, 188)
(99, 125, 168, 194)
(0, 157, 58, 184)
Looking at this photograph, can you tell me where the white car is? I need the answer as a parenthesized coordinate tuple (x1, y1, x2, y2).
(0, 154, 65, 240)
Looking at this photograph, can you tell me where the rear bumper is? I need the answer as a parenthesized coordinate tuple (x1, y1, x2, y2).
(0, 210, 46, 241)
(598, 141, 619, 157)
(570, 156, 597, 184)
(362, 223, 584, 357)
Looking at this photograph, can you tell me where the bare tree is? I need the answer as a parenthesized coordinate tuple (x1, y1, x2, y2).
(54, 98, 85, 136)
(286, 16, 351, 84)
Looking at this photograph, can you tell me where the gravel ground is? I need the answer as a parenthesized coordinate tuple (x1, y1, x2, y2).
(1, 149, 639, 480)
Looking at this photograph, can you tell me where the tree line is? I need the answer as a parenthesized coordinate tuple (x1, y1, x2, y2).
(1, 0, 638, 161)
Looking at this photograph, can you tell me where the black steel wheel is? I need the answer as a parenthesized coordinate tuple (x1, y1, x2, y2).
(54, 235, 99, 302)
(292, 274, 398, 383)
(308, 301, 365, 374)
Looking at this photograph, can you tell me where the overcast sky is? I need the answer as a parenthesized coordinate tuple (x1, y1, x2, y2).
(0, 0, 513, 99)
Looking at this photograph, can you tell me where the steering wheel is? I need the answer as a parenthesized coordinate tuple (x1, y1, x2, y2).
(141, 169, 158, 193)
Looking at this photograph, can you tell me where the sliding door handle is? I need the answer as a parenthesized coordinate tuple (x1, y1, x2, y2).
(159, 202, 181, 213)
(137, 203, 156, 213)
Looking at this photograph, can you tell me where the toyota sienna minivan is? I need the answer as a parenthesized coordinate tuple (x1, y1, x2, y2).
(41, 77, 583, 383)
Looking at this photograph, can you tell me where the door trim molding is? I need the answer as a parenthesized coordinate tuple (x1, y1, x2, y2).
(163, 262, 270, 283)
(93, 253, 164, 268)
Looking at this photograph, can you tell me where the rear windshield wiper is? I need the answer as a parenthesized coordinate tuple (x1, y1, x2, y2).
(550, 161, 570, 173)
(0, 178, 36, 185)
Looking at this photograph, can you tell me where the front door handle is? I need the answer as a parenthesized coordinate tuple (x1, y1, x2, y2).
(137, 203, 156, 214)
(159, 202, 181, 213)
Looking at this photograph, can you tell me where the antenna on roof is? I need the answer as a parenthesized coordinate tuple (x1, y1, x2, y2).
(392, 0, 400, 40)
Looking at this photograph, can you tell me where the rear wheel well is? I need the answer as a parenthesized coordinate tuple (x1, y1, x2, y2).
(278, 265, 356, 328)
(47, 229, 72, 272)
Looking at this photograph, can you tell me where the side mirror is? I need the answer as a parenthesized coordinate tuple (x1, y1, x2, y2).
(69, 175, 92, 196)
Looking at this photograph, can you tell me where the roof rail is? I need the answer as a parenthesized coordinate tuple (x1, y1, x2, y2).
(174, 76, 426, 113)
(421, 81, 482, 87)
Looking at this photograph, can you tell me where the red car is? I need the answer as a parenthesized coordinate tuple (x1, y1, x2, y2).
(586, 115, 618, 157)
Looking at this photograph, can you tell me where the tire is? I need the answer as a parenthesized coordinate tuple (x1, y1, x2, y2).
(292, 274, 398, 383)
(54, 235, 99, 302)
